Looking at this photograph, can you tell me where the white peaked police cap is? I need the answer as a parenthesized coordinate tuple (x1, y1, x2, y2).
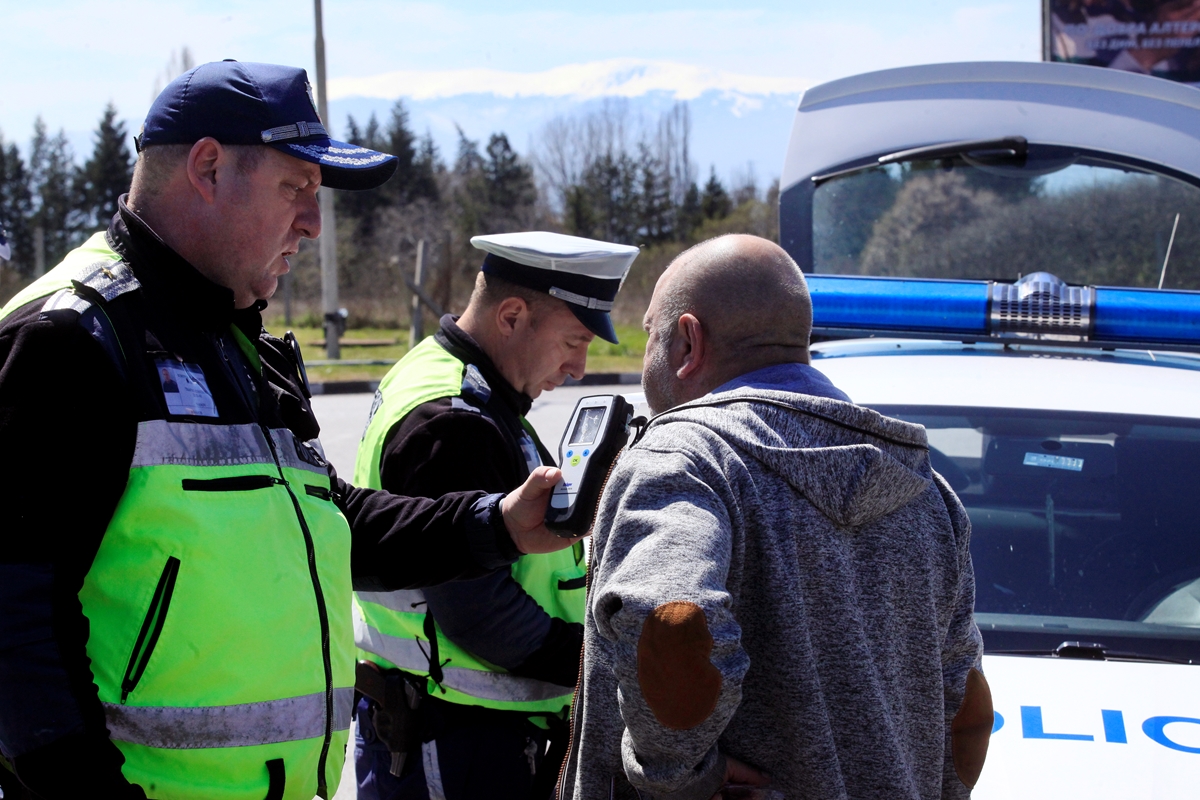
(470, 231, 639, 344)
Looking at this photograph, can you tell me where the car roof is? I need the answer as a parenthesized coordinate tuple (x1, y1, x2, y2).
(782, 61, 1200, 191)
(811, 338, 1200, 419)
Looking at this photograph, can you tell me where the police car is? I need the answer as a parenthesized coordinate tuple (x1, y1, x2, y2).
(781, 61, 1200, 796)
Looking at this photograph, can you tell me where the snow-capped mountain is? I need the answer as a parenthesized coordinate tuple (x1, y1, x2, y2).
(326, 59, 809, 187)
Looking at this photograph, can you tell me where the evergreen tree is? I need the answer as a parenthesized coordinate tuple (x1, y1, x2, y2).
(484, 133, 535, 228)
(340, 105, 440, 236)
(535, 102, 700, 245)
(344, 113, 387, 153)
(344, 116, 363, 146)
(385, 100, 420, 205)
(0, 132, 34, 275)
(580, 152, 640, 244)
(452, 128, 489, 241)
(77, 103, 133, 232)
(677, 181, 702, 241)
(559, 148, 652, 244)
(410, 132, 440, 204)
(341, 112, 391, 233)
(563, 184, 597, 240)
(29, 118, 79, 269)
(700, 166, 731, 220)
(451, 129, 538, 238)
(361, 114, 386, 151)
(637, 144, 674, 245)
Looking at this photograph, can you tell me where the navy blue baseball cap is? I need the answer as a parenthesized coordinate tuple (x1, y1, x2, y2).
(137, 60, 397, 191)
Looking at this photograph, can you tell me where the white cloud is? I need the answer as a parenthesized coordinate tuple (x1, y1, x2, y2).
(327, 58, 813, 101)
(0, 1, 1040, 155)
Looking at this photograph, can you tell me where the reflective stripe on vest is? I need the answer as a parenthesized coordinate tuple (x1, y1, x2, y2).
(355, 590, 428, 614)
(4, 238, 357, 800)
(353, 616, 570, 704)
(131, 419, 329, 476)
(103, 687, 355, 750)
(353, 335, 585, 712)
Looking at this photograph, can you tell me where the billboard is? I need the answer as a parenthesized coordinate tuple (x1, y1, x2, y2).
(1046, 0, 1200, 83)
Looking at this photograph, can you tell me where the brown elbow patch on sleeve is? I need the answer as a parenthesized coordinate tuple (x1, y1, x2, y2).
(637, 601, 722, 730)
(951, 667, 994, 789)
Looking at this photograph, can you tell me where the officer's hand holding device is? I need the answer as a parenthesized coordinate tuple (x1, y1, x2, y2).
(500, 466, 585, 552)
(545, 394, 634, 536)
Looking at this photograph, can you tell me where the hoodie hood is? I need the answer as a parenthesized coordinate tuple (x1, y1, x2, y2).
(643, 387, 933, 529)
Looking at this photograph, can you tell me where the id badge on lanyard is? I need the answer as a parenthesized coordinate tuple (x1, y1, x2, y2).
(156, 358, 219, 417)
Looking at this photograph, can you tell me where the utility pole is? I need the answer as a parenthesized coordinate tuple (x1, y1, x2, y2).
(314, 0, 340, 359)
(409, 239, 426, 349)
(34, 226, 45, 277)
(1041, 0, 1052, 61)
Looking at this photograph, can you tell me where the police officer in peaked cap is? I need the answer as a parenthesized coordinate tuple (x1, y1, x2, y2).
(0, 61, 576, 800)
(352, 231, 637, 800)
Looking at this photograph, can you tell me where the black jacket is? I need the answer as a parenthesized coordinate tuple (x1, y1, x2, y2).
(0, 200, 518, 798)
(377, 318, 584, 691)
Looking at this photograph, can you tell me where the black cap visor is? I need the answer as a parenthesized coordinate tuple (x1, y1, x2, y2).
(272, 138, 398, 191)
(567, 305, 620, 345)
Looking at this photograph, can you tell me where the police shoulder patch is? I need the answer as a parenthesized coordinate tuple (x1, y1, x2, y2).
(461, 364, 492, 404)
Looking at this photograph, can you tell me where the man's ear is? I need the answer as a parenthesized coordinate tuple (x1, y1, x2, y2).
(674, 313, 706, 381)
(494, 297, 530, 339)
(186, 138, 224, 204)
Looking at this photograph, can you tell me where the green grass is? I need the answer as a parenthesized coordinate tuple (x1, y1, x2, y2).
(587, 325, 646, 374)
(276, 326, 410, 383)
(272, 323, 647, 383)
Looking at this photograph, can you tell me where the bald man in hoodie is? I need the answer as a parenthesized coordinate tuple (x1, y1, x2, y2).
(558, 235, 992, 800)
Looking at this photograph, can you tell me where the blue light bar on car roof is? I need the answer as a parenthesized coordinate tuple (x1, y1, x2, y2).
(1093, 287, 1200, 343)
(807, 275, 990, 334)
(807, 272, 1200, 350)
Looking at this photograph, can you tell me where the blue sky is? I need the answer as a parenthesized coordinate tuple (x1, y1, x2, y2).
(2, 1, 1041, 159)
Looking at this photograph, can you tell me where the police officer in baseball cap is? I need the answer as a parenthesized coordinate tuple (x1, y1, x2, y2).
(136, 59, 398, 190)
(0, 61, 575, 800)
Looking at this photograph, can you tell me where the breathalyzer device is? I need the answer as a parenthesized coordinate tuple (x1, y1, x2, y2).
(545, 394, 634, 536)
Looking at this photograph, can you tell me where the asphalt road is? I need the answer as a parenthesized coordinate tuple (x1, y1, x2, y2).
(311, 384, 647, 479)
(312, 381, 645, 799)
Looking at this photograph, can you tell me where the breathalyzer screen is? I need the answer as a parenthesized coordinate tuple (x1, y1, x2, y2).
(569, 406, 605, 445)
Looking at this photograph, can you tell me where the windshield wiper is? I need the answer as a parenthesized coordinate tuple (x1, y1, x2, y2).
(811, 136, 1029, 186)
(879, 136, 1028, 165)
(990, 640, 1192, 665)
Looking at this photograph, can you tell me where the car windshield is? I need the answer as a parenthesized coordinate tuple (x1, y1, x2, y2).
(874, 406, 1200, 657)
(813, 148, 1200, 290)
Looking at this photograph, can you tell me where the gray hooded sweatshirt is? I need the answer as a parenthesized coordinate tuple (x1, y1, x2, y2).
(559, 364, 982, 800)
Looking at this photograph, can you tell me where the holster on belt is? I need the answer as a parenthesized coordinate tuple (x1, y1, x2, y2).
(356, 661, 426, 777)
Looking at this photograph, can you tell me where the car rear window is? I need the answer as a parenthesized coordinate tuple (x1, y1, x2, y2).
(813, 149, 1200, 291)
